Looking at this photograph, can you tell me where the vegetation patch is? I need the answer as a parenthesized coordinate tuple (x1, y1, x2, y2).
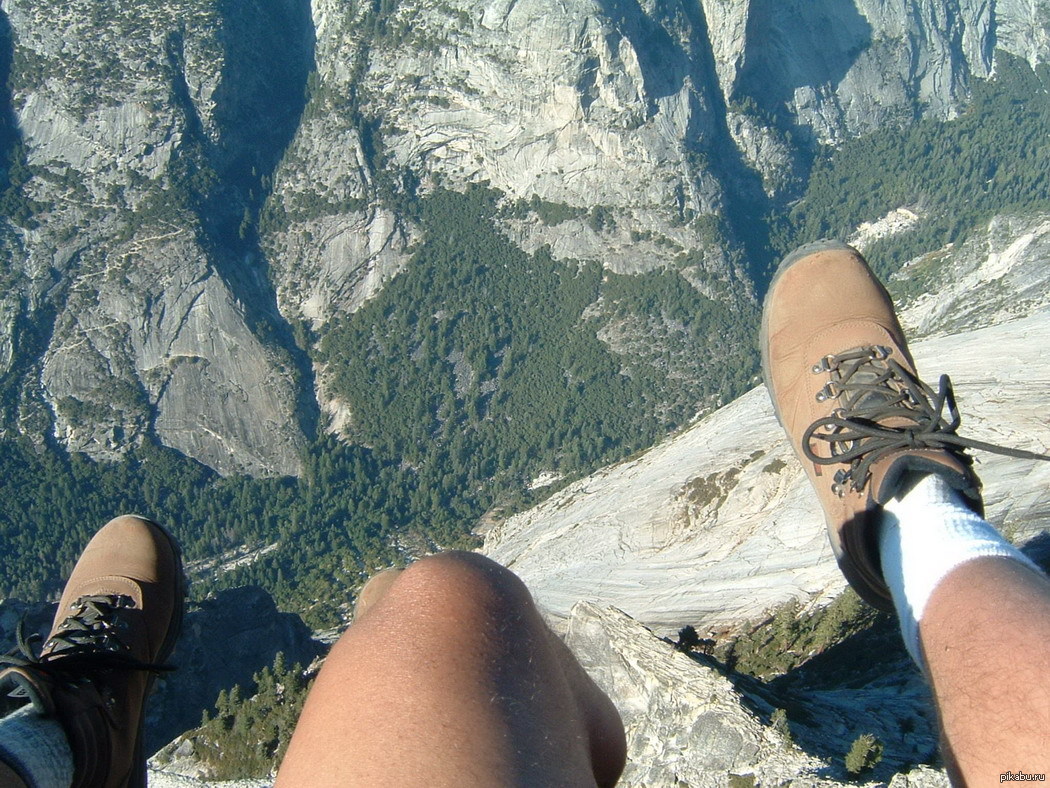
(503, 195, 586, 226)
(762, 458, 787, 475)
(681, 467, 741, 514)
(717, 589, 878, 679)
(321, 185, 757, 543)
(770, 707, 792, 744)
(159, 652, 313, 780)
(844, 733, 884, 776)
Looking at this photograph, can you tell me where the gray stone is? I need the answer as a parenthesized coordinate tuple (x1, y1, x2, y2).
(563, 602, 877, 787)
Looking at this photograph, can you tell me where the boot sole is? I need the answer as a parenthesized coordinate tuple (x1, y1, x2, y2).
(129, 518, 186, 788)
(759, 239, 856, 428)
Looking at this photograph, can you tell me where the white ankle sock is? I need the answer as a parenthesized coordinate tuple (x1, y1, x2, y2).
(877, 472, 1041, 668)
(0, 705, 74, 788)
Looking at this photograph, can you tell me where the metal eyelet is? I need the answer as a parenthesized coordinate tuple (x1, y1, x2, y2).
(811, 355, 837, 374)
(815, 382, 841, 402)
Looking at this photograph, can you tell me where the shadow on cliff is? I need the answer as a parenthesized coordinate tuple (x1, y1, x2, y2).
(1021, 530, 1050, 569)
(725, 0, 872, 292)
(680, 529, 1050, 777)
(733, 0, 872, 132)
(0, 7, 17, 195)
(596, 0, 689, 111)
(763, 617, 939, 779)
(686, 615, 940, 780)
(0, 8, 67, 430)
(145, 585, 325, 754)
(681, 1, 777, 295)
(0, 6, 43, 226)
(0, 587, 326, 757)
(680, 0, 869, 294)
(167, 0, 320, 442)
(593, 0, 780, 294)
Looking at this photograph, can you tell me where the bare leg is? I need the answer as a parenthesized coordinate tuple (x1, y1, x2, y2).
(276, 552, 626, 787)
(920, 556, 1050, 784)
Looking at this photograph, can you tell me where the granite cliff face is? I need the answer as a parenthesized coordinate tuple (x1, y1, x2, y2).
(1, 0, 1047, 473)
(0, 0, 314, 475)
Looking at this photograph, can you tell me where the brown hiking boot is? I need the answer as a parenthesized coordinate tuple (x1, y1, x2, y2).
(760, 241, 1050, 610)
(0, 515, 184, 787)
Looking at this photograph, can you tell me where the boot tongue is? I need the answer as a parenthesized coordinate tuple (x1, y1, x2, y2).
(870, 451, 979, 508)
(46, 596, 133, 659)
(843, 367, 890, 409)
(837, 361, 917, 431)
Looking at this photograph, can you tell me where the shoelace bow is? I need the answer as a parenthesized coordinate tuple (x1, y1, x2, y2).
(1, 595, 173, 691)
(801, 346, 1050, 495)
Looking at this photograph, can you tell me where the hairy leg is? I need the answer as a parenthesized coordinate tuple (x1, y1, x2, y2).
(276, 552, 626, 787)
(920, 556, 1050, 784)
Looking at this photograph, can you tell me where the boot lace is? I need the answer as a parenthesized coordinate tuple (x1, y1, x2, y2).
(1, 595, 173, 697)
(802, 346, 1050, 496)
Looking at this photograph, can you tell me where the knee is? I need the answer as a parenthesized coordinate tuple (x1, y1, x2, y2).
(358, 551, 537, 634)
(402, 551, 533, 614)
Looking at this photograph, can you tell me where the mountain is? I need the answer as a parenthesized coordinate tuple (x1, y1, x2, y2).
(0, 0, 1047, 476)
(1, 1, 1049, 782)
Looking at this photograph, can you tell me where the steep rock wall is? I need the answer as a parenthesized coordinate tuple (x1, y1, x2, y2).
(2, 0, 312, 474)
(2, 0, 1048, 473)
